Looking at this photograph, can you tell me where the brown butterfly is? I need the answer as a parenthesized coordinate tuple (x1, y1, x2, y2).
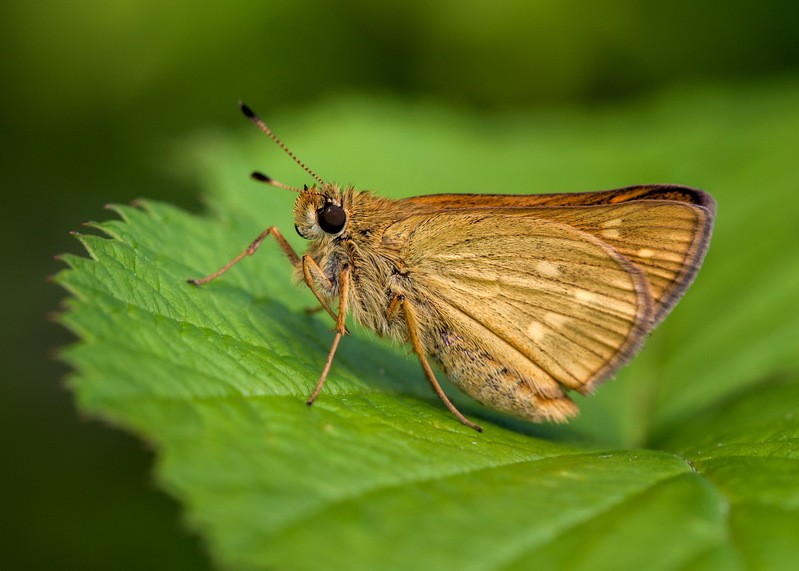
(189, 103, 716, 432)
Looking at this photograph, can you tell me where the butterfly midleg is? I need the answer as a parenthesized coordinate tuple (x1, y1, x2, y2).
(188, 226, 299, 285)
(307, 265, 350, 405)
(391, 294, 483, 432)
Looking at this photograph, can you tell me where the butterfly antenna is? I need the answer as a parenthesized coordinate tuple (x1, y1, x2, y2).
(239, 101, 324, 186)
(250, 171, 304, 193)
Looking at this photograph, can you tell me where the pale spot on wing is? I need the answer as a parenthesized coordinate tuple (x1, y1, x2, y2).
(574, 290, 598, 303)
(637, 248, 655, 258)
(658, 250, 690, 263)
(602, 228, 620, 239)
(527, 321, 547, 342)
(575, 288, 637, 318)
(536, 260, 561, 278)
(601, 218, 623, 228)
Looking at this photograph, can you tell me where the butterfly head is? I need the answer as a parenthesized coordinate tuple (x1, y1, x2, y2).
(293, 183, 348, 240)
(238, 103, 350, 241)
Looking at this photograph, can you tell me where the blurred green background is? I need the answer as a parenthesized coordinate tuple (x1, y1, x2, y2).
(3, 1, 798, 568)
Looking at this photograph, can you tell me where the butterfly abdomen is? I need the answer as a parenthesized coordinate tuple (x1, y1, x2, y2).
(431, 328, 579, 423)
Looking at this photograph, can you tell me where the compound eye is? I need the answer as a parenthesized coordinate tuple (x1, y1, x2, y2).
(317, 203, 347, 234)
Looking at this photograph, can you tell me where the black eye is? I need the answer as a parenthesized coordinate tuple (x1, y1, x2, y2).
(317, 203, 347, 234)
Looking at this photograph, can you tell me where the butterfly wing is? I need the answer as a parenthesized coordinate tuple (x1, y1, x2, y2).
(519, 200, 714, 324)
(385, 212, 656, 403)
(401, 185, 715, 324)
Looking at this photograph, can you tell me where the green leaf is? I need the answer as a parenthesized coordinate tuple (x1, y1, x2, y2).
(55, 82, 799, 570)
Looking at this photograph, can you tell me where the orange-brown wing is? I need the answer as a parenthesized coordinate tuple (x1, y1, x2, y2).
(518, 200, 714, 324)
(400, 185, 715, 324)
(386, 213, 655, 395)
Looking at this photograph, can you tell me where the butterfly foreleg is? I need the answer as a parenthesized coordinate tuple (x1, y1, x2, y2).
(306, 264, 351, 405)
(301, 255, 347, 325)
(390, 294, 483, 432)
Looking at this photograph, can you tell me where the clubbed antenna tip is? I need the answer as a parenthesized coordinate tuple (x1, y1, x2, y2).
(250, 170, 303, 192)
(239, 101, 256, 119)
(237, 99, 324, 185)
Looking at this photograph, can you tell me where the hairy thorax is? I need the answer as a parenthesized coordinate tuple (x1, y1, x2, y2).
(295, 189, 421, 343)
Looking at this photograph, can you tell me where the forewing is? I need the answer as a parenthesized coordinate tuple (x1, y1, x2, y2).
(401, 185, 715, 324)
(387, 213, 655, 394)
(525, 201, 714, 324)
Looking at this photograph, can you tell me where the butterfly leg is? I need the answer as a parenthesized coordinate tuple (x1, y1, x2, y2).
(188, 226, 299, 285)
(187, 226, 341, 324)
(299, 261, 331, 316)
(307, 265, 350, 405)
(392, 294, 483, 432)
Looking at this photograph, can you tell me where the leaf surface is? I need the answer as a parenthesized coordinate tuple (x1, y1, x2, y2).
(56, 84, 799, 570)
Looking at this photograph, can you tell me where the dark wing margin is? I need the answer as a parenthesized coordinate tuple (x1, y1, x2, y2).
(401, 184, 715, 212)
